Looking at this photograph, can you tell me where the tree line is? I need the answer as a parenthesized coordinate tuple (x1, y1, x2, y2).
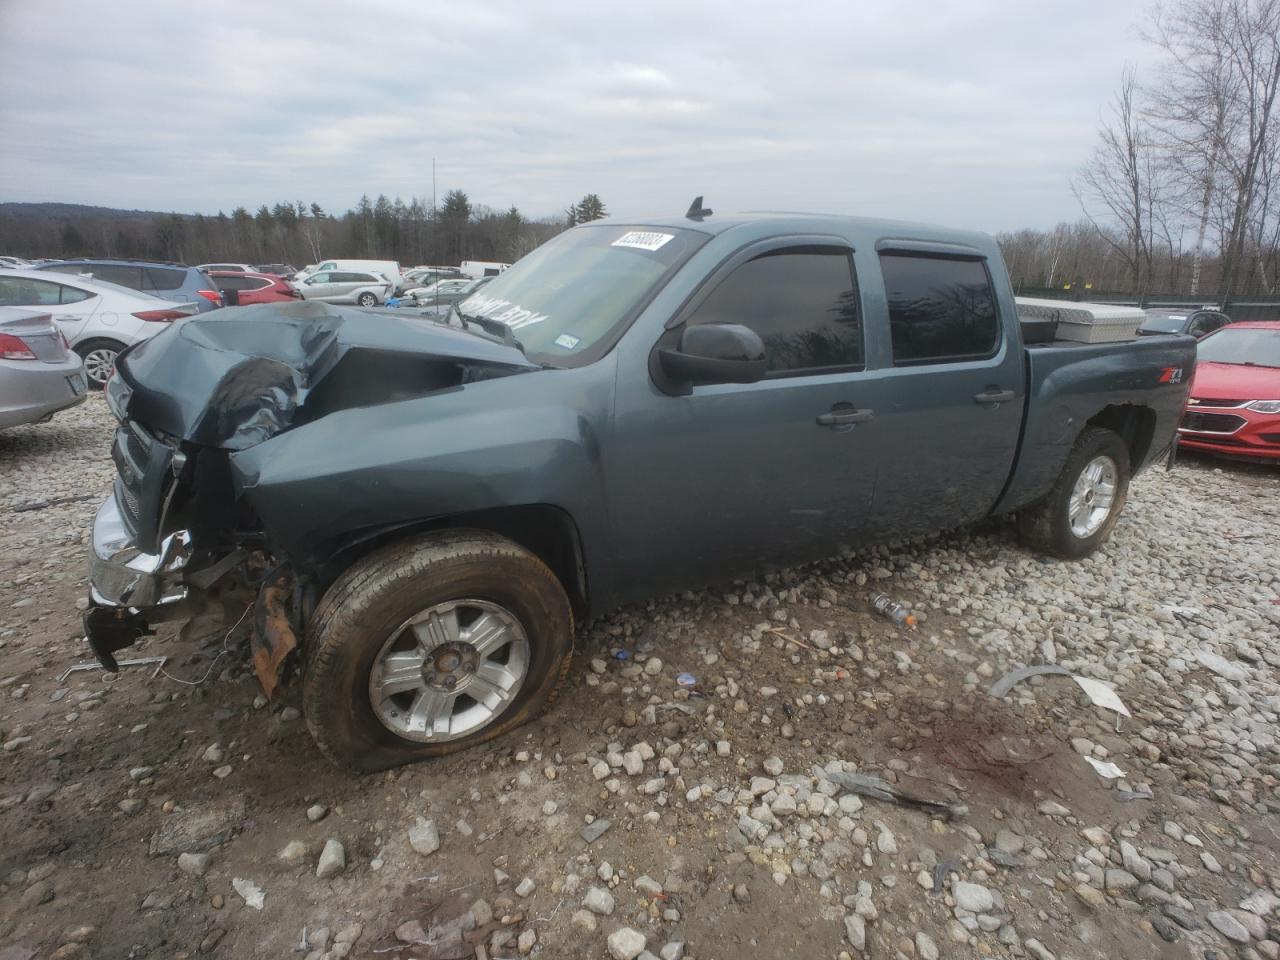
(0, 191, 611, 270)
(1041, 0, 1280, 300)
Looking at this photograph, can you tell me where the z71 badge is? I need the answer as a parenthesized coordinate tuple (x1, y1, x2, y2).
(1158, 366, 1184, 384)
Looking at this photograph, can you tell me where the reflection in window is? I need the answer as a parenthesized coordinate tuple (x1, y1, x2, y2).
(881, 254, 999, 364)
(688, 248, 862, 373)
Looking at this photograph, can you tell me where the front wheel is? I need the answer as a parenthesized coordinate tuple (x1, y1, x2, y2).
(303, 530, 574, 771)
(75, 338, 128, 390)
(356, 292, 378, 307)
(1016, 427, 1131, 560)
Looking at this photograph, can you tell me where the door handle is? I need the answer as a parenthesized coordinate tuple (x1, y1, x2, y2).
(974, 388, 1016, 406)
(816, 407, 874, 427)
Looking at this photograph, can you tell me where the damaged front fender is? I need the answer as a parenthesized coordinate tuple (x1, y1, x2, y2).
(116, 300, 537, 451)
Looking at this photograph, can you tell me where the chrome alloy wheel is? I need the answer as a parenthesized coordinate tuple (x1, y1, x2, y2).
(368, 598, 530, 742)
(1068, 455, 1118, 538)
(82, 347, 118, 387)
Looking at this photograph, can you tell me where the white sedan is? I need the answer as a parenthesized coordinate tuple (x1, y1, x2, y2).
(0, 268, 199, 388)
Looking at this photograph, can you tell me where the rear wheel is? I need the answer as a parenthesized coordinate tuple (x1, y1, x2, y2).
(303, 530, 574, 771)
(75, 338, 127, 389)
(1017, 427, 1130, 559)
(357, 292, 378, 307)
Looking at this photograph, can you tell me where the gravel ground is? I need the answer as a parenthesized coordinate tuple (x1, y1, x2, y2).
(0, 396, 1277, 960)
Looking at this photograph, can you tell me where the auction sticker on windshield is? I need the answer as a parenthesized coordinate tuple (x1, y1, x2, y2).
(612, 231, 674, 252)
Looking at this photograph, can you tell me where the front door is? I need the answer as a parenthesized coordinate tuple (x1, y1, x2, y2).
(865, 249, 1023, 537)
(607, 240, 884, 601)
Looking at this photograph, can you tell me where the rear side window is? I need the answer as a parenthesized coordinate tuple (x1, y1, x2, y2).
(59, 284, 93, 304)
(145, 267, 186, 291)
(880, 254, 1000, 365)
(687, 247, 862, 374)
(213, 275, 249, 291)
(245, 277, 271, 290)
(0, 277, 62, 305)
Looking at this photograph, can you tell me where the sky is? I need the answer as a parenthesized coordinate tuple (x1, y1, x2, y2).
(0, 0, 1159, 232)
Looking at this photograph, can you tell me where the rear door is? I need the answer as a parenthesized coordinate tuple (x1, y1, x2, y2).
(863, 247, 1023, 537)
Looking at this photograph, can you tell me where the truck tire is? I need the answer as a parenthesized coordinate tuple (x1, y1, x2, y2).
(303, 529, 574, 772)
(1016, 427, 1130, 560)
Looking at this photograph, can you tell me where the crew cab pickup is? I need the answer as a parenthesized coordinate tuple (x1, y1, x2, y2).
(87, 210, 1195, 771)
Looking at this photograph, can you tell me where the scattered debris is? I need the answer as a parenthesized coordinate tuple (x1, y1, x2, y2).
(231, 877, 265, 910)
(816, 767, 968, 819)
(1071, 676, 1130, 719)
(986, 664, 1071, 698)
(870, 592, 918, 628)
(1083, 756, 1125, 779)
(57, 656, 168, 682)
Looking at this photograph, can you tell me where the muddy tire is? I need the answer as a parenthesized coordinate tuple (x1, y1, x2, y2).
(303, 529, 574, 772)
(1016, 427, 1130, 560)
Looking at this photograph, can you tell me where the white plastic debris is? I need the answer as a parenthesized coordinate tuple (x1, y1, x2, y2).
(232, 877, 265, 910)
(1083, 755, 1125, 779)
(1071, 677, 1130, 718)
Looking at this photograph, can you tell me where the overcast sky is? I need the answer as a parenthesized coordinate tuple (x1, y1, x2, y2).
(0, 0, 1157, 232)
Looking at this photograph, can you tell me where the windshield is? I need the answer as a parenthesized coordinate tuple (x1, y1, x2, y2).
(1196, 327, 1280, 368)
(1140, 314, 1186, 333)
(456, 223, 709, 366)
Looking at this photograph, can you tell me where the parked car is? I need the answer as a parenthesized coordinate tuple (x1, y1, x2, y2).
(403, 276, 491, 307)
(459, 259, 510, 278)
(197, 262, 256, 273)
(403, 266, 463, 288)
(297, 260, 403, 293)
(0, 268, 199, 387)
(1177, 321, 1280, 461)
(0, 256, 33, 269)
(255, 264, 298, 279)
(295, 269, 391, 306)
(208, 271, 302, 305)
(36, 260, 221, 313)
(83, 210, 1194, 771)
(1139, 308, 1232, 339)
(0, 306, 87, 429)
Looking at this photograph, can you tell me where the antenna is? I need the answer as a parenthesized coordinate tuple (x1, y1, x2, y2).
(685, 196, 713, 221)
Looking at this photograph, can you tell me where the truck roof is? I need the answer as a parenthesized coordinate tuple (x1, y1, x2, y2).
(582, 210, 997, 252)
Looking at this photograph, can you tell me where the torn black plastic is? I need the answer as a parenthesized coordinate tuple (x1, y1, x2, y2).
(116, 300, 536, 451)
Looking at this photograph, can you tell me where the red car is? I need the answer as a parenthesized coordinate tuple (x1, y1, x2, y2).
(1177, 320, 1280, 462)
(207, 270, 301, 306)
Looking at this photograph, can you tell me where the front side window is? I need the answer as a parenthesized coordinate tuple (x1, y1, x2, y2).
(309, 272, 330, 284)
(88, 265, 145, 290)
(686, 247, 862, 374)
(881, 254, 1000, 365)
(0, 276, 63, 305)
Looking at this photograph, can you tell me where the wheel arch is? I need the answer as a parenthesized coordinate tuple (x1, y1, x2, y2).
(310, 504, 589, 622)
(1085, 403, 1157, 474)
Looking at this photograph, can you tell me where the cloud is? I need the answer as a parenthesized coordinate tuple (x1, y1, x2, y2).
(0, 0, 1156, 230)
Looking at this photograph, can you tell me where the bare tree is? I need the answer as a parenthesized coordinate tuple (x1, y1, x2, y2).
(1074, 68, 1164, 291)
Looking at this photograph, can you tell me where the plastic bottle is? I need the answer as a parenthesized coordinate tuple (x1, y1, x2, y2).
(870, 593, 918, 629)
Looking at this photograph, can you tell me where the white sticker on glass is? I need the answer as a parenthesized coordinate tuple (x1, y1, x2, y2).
(554, 333, 581, 350)
(611, 231, 674, 252)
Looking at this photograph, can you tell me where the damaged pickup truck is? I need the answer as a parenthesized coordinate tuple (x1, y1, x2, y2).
(86, 210, 1195, 771)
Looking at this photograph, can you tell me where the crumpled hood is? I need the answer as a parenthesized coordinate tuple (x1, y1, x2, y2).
(118, 300, 537, 449)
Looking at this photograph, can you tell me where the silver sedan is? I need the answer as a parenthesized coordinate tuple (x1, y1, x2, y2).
(0, 306, 88, 429)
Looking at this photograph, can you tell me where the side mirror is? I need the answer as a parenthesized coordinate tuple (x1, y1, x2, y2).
(658, 323, 767, 384)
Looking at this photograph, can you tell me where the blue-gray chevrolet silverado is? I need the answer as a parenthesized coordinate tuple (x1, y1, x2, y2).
(86, 209, 1195, 770)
